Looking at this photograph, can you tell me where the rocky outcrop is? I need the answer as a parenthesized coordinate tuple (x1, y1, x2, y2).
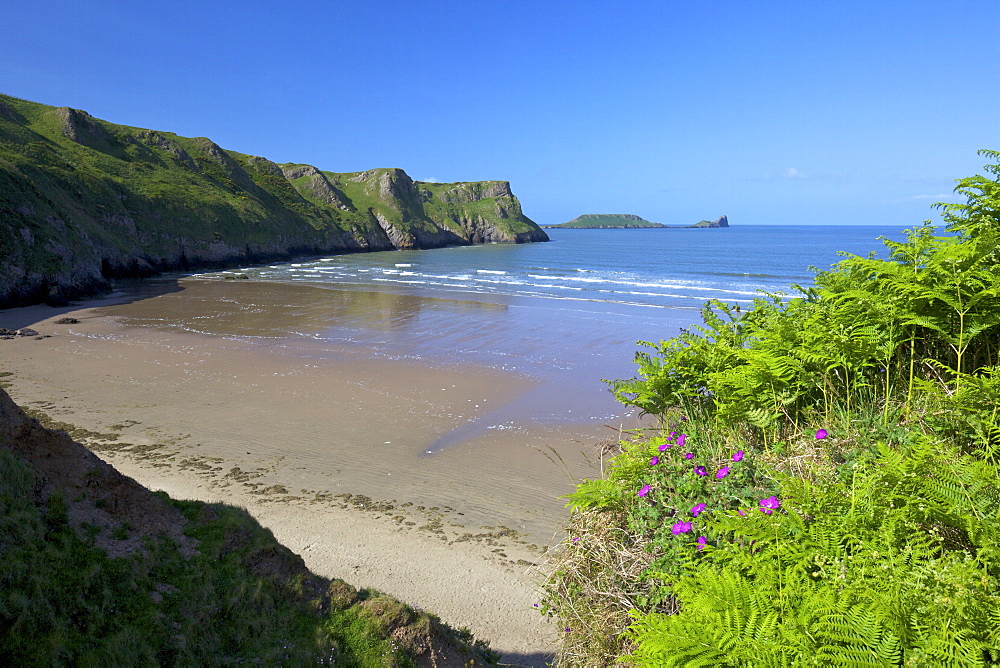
(431, 181, 512, 204)
(0, 93, 548, 308)
(417, 178, 548, 243)
(55, 107, 113, 146)
(280, 164, 352, 211)
(688, 215, 729, 228)
(133, 130, 200, 170)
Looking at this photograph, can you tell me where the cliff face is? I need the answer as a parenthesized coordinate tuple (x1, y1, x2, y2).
(0, 94, 548, 308)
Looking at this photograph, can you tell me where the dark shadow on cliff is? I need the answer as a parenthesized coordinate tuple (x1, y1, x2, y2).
(497, 651, 554, 667)
(0, 277, 185, 330)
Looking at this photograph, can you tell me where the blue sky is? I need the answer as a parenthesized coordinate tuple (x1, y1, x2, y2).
(3, 1, 998, 226)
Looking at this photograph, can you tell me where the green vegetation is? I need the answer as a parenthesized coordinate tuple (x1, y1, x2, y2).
(542, 151, 1000, 666)
(544, 213, 666, 230)
(543, 214, 728, 229)
(0, 92, 546, 307)
(0, 447, 493, 665)
(546, 214, 666, 229)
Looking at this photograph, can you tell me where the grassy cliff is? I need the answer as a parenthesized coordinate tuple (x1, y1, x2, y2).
(0, 93, 547, 308)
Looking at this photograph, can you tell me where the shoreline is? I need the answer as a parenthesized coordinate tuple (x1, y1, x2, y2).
(0, 289, 647, 662)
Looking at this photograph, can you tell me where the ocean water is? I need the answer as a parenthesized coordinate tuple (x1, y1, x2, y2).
(126, 225, 909, 445)
(215, 225, 908, 311)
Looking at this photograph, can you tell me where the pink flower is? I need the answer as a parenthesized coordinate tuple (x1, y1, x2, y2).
(638, 484, 651, 497)
(759, 496, 781, 514)
(737, 509, 746, 516)
(694, 466, 707, 476)
(815, 429, 828, 440)
(677, 433, 687, 448)
(684, 452, 695, 460)
(733, 450, 744, 462)
(650, 456, 660, 466)
(691, 503, 706, 517)
(671, 521, 693, 534)
(697, 536, 707, 551)
(715, 466, 730, 479)
(658, 442, 671, 451)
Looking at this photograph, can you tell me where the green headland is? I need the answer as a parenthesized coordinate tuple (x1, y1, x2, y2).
(0, 93, 548, 309)
(543, 214, 729, 229)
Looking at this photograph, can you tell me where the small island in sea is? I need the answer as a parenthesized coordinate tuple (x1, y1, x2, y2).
(542, 213, 729, 229)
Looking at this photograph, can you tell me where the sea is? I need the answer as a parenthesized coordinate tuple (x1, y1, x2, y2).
(120, 225, 911, 446)
(220, 225, 907, 311)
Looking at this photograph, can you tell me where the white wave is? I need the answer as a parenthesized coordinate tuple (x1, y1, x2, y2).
(528, 273, 605, 284)
(476, 269, 507, 274)
(472, 278, 526, 285)
(527, 274, 761, 296)
(523, 282, 583, 291)
(372, 278, 428, 285)
(395, 263, 412, 267)
(423, 281, 481, 289)
(598, 289, 670, 298)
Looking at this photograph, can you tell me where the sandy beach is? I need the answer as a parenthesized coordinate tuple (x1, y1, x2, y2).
(0, 282, 657, 664)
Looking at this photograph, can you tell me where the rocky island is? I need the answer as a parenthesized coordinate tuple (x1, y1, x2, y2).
(543, 213, 729, 229)
(0, 93, 548, 309)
